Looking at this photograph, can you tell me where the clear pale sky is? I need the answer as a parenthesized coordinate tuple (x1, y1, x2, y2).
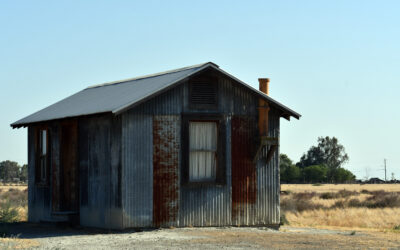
(1, 1, 399, 180)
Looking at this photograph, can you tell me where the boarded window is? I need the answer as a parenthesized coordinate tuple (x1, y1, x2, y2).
(189, 122, 217, 181)
(36, 128, 49, 185)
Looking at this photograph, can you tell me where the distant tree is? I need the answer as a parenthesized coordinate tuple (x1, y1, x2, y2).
(280, 154, 301, 183)
(282, 165, 301, 183)
(297, 136, 349, 182)
(0, 161, 20, 182)
(280, 154, 293, 170)
(332, 168, 355, 183)
(297, 146, 325, 169)
(302, 165, 328, 183)
(19, 164, 28, 183)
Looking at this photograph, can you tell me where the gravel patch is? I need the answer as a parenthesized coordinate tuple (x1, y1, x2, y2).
(1, 223, 399, 249)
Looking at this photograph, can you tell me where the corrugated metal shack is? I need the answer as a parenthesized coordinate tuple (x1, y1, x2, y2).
(11, 62, 300, 229)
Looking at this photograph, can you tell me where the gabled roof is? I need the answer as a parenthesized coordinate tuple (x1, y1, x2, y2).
(11, 62, 300, 128)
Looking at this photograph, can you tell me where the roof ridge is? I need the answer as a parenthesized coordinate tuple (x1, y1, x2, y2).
(86, 62, 218, 89)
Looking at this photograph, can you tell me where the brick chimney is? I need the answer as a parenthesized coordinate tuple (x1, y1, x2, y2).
(258, 78, 269, 95)
(258, 78, 270, 136)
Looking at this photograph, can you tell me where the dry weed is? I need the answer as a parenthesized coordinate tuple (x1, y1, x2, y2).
(281, 184, 400, 229)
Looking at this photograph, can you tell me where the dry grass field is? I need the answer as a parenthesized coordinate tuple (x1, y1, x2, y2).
(0, 185, 28, 222)
(281, 184, 400, 230)
(0, 184, 399, 248)
(282, 183, 400, 193)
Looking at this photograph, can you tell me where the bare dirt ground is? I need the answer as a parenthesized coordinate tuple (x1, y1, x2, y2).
(1, 223, 400, 249)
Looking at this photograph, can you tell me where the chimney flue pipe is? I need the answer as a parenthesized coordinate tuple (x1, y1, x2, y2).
(258, 78, 270, 136)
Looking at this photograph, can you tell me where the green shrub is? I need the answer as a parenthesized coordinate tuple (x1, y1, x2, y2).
(338, 189, 358, 198)
(292, 192, 317, 200)
(347, 198, 363, 207)
(320, 192, 336, 199)
(332, 200, 345, 208)
(0, 200, 19, 223)
(366, 193, 400, 208)
(280, 213, 289, 225)
(281, 193, 323, 212)
(360, 189, 370, 194)
(320, 189, 358, 200)
(0, 188, 27, 207)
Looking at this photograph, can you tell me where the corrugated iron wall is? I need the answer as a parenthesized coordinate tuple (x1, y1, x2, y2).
(121, 71, 281, 227)
(122, 114, 153, 228)
(231, 116, 257, 225)
(256, 108, 280, 225)
(179, 116, 232, 227)
(79, 115, 123, 229)
(153, 115, 180, 227)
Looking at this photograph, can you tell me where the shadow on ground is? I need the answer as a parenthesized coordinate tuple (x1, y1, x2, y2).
(0, 222, 155, 239)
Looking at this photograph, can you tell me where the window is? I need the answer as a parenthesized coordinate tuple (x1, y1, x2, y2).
(189, 122, 217, 181)
(182, 114, 226, 185)
(36, 128, 49, 184)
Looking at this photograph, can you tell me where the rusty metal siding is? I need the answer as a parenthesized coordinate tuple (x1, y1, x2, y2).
(231, 116, 257, 226)
(153, 115, 180, 227)
(121, 113, 153, 228)
(121, 84, 184, 228)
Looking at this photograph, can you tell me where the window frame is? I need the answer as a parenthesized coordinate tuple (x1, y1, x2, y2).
(181, 113, 226, 187)
(35, 126, 50, 186)
(188, 121, 218, 182)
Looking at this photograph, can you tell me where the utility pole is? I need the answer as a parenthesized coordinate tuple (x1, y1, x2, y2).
(384, 159, 387, 182)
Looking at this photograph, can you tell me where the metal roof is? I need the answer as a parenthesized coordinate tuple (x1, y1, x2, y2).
(11, 62, 300, 128)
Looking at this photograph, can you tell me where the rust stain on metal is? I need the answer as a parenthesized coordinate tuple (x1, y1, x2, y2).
(153, 116, 179, 227)
(231, 116, 257, 219)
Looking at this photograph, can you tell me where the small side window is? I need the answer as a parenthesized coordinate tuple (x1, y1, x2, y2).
(36, 128, 49, 185)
